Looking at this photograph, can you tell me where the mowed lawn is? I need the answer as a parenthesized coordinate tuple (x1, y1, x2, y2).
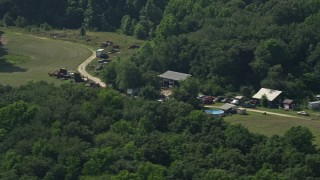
(34, 30, 146, 78)
(0, 32, 91, 86)
(41, 30, 145, 60)
(224, 112, 320, 145)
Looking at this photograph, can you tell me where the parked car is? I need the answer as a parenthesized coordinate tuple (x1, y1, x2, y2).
(98, 54, 109, 59)
(230, 99, 240, 105)
(250, 99, 259, 105)
(202, 96, 215, 104)
(98, 59, 111, 63)
(109, 48, 119, 54)
(242, 101, 256, 108)
(213, 96, 223, 103)
(95, 65, 104, 71)
(221, 98, 230, 103)
(297, 111, 309, 116)
(197, 94, 205, 99)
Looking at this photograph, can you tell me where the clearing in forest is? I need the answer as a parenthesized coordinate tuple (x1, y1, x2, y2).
(224, 112, 320, 145)
(0, 30, 144, 86)
(0, 32, 91, 86)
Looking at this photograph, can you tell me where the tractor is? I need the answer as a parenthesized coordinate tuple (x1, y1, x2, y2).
(48, 68, 71, 79)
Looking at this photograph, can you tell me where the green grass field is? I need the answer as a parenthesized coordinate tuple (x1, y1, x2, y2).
(224, 112, 320, 145)
(5, 29, 319, 146)
(41, 29, 145, 50)
(39, 29, 145, 60)
(0, 32, 91, 86)
(0, 30, 144, 86)
(41, 30, 145, 77)
(252, 106, 320, 120)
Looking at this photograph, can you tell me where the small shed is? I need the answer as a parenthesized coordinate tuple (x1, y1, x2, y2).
(96, 49, 105, 57)
(308, 101, 320, 111)
(283, 99, 295, 110)
(158, 70, 191, 88)
(220, 103, 237, 113)
(235, 96, 244, 100)
(237, 108, 247, 115)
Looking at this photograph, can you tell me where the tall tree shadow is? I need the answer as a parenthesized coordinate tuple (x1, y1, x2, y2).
(0, 31, 27, 73)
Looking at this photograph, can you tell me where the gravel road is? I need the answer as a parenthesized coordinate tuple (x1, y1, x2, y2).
(78, 49, 107, 88)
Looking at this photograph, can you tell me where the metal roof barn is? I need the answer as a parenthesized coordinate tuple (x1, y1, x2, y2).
(252, 88, 282, 101)
(158, 71, 191, 81)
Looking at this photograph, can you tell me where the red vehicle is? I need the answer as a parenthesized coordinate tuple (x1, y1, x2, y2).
(202, 96, 215, 104)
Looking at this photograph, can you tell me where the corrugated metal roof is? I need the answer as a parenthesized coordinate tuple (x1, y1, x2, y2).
(159, 70, 191, 81)
(252, 88, 282, 101)
(220, 103, 236, 110)
(235, 96, 244, 100)
(308, 101, 320, 104)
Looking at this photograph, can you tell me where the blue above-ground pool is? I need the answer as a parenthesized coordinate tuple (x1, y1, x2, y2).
(205, 109, 225, 117)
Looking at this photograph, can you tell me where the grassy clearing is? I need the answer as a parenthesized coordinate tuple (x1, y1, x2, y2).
(1, 53, 32, 64)
(39, 29, 145, 59)
(252, 106, 320, 120)
(0, 28, 145, 86)
(82, 31, 145, 78)
(224, 111, 320, 145)
(210, 102, 320, 120)
(34, 29, 145, 79)
(0, 31, 91, 86)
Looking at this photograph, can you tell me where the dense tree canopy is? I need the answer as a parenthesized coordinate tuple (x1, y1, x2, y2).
(2, 1, 320, 178)
(0, 82, 319, 179)
(0, 0, 168, 34)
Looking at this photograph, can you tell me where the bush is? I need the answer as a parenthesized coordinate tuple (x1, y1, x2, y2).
(260, 94, 269, 107)
(15, 16, 28, 27)
(39, 23, 52, 31)
(134, 23, 147, 39)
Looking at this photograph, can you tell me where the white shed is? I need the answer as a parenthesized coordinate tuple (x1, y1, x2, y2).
(308, 101, 320, 110)
(96, 49, 105, 57)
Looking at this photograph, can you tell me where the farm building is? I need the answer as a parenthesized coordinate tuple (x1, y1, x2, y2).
(308, 101, 320, 110)
(219, 103, 237, 113)
(283, 99, 295, 110)
(159, 70, 191, 88)
(96, 49, 105, 57)
(237, 108, 247, 115)
(252, 88, 282, 107)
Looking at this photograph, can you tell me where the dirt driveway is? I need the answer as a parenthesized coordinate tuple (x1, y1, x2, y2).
(78, 49, 107, 88)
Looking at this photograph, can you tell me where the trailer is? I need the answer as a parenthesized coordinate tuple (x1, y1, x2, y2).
(96, 49, 105, 57)
(308, 101, 320, 110)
